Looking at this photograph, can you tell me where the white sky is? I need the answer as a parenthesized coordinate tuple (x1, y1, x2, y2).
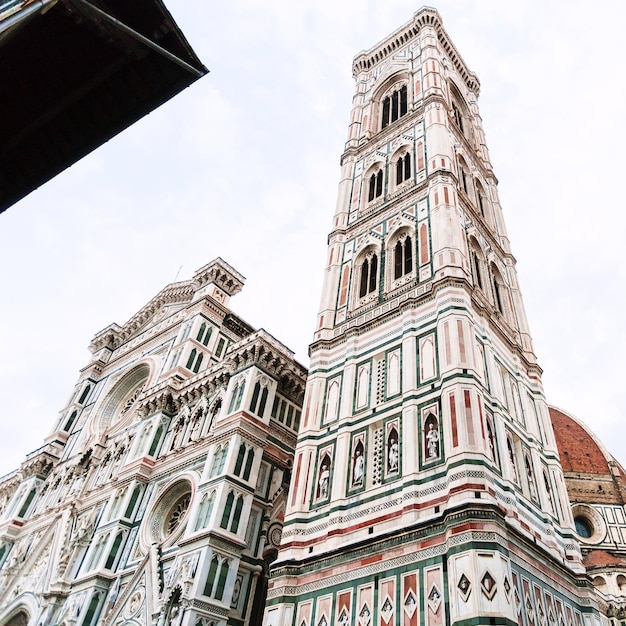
(1, 0, 625, 477)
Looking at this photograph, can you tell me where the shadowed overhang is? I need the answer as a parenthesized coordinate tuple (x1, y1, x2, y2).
(0, 0, 208, 212)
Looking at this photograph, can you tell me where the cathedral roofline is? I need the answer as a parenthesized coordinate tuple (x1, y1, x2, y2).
(88, 259, 248, 354)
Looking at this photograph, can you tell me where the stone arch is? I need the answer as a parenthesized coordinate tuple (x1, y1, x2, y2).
(467, 235, 486, 291)
(457, 153, 473, 198)
(362, 160, 386, 205)
(448, 80, 473, 144)
(0, 593, 38, 626)
(96, 363, 153, 434)
(352, 241, 381, 308)
(370, 70, 411, 133)
(386, 223, 415, 290)
(390, 143, 413, 190)
(489, 261, 511, 320)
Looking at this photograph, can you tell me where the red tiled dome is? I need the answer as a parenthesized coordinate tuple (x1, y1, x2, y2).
(549, 407, 611, 475)
(583, 549, 626, 570)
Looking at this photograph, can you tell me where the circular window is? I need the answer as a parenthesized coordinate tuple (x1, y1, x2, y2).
(166, 493, 191, 536)
(145, 480, 194, 546)
(98, 365, 150, 433)
(574, 515, 593, 538)
(571, 504, 605, 544)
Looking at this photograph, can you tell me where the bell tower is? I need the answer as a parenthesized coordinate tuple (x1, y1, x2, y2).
(264, 8, 600, 626)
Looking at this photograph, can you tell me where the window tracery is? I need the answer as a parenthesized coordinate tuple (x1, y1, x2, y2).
(358, 252, 379, 299)
(396, 152, 411, 185)
(393, 235, 413, 281)
(367, 169, 383, 202)
(381, 84, 408, 129)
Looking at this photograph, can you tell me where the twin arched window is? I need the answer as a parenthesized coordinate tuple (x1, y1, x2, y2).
(468, 238, 511, 320)
(220, 491, 244, 533)
(451, 101, 464, 134)
(195, 491, 215, 531)
(249, 381, 268, 417)
(204, 555, 229, 600)
(368, 170, 383, 202)
(393, 236, 413, 280)
(396, 153, 411, 185)
(356, 234, 415, 303)
(209, 444, 228, 478)
(359, 254, 378, 298)
(491, 264, 506, 316)
(381, 84, 408, 129)
(233, 443, 255, 481)
(228, 380, 245, 413)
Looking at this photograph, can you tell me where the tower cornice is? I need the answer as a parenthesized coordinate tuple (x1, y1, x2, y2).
(351, 7, 480, 95)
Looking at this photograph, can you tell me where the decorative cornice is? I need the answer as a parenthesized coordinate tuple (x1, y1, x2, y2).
(223, 330, 307, 403)
(192, 257, 245, 297)
(351, 7, 480, 95)
(89, 282, 195, 353)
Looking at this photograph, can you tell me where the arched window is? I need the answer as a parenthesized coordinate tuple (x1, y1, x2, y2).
(258, 387, 268, 417)
(243, 449, 255, 481)
(458, 155, 472, 196)
(396, 152, 411, 185)
(475, 181, 488, 219)
(230, 495, 244, 533)
(393, 236, 413, 280)
(471, 249, 483, 289)
(196, 322, 206, 342)
(77, 384, 92, 405)
(17, 487, 36, 518)
(81, 591, 104, 626)
(148, 423, 164, 457)
(196, 321, 212, 346)
(195, 491, 215, 531)
(486, 417, 498, 465)
(368, 170, 383, 202)
(209, 445, 228, 478)
(124, 484, 142, 519)
(468, 237, 485, 291)
(186, 348, 197, 370)
(359, 254, 378, 298)
(451, 100, 464, 134)
(214, 559, 229, 600)
(228, 381, 246, 414)
(220, 492, 234, 529)
(507, 437, 520, 485)
(249, 382, 261, 413)
(87, 534, 109, 571)
(235, 383, 245, 410)
(104, 532, 123, 570)
(381, 84, 408, 129)
(203, 556, 220, 596)
(234, 444, 246, 476)
(543, 470, 556, 516)
(63, 409, 78, 432)
(524, 454, 537, 500)
(192, 352, 203, 374)
(490, 264, 507, 316)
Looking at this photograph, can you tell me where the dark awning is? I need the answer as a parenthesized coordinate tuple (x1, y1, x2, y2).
(0, 0, 208, 212)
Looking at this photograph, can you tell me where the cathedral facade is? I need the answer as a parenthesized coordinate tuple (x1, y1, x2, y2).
(0, 259, 306, 626)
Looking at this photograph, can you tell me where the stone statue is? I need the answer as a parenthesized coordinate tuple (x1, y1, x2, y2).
(388, 437, 399, 472)
(426, 423, 439, 459)
(352, 449, 364, 486)
(318, 463, 330, 499)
